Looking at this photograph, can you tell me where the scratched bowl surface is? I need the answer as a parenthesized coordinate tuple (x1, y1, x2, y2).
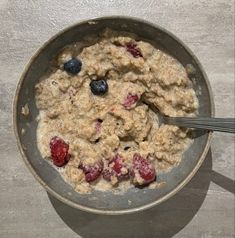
(14, 16, 214, 215)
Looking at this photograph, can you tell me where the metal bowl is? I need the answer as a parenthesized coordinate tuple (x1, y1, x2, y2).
(13, 16, 214, 215)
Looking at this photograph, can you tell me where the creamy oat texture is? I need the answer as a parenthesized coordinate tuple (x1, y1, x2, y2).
(35, 29, 198, 193)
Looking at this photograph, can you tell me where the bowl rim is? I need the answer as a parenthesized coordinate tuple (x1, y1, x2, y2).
(13, 15, 215, 215)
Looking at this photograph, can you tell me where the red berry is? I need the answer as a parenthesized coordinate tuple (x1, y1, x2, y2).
(79, 161, 103, 182)
(132, 154, 156, 184)
(112, 154, 123, 174)
(113, 41, 143, 58)
(49, 136, 70, 167)
(102, 154, 129, 181)
(125, 42, 143, 58)
(123, 93, 139, 109)
(102, 168, 113, 181)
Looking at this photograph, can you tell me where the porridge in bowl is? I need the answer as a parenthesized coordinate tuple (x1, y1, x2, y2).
(35, 29, 198, 194)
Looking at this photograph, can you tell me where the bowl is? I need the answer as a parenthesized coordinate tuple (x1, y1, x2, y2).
(13, 16, 214, 215)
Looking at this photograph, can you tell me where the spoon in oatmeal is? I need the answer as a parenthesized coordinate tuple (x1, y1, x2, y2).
(148, 104, 235, 133)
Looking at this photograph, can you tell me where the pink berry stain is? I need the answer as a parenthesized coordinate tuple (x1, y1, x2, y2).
(123, 93, 139, 109)
(95, 119, 102, 133)
(50, 136, 71, 167)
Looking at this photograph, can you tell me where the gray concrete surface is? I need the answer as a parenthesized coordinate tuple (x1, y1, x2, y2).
(0, 0, 234, 237)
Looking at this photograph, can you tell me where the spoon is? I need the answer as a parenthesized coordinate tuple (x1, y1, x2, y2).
(149, 104, 235, 133)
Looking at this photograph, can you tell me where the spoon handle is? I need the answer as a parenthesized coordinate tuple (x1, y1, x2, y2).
(163, 117, 235, 133)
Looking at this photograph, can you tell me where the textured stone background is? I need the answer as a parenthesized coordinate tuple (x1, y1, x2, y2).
(0, 0, 234, 237)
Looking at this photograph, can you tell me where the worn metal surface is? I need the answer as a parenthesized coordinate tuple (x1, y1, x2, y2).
(0, 0, 234, 237)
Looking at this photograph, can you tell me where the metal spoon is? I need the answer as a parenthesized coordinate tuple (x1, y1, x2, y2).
(149, 104, 235, 133)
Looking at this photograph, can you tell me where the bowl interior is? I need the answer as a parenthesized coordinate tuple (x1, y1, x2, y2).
(15, 17, 213, 214)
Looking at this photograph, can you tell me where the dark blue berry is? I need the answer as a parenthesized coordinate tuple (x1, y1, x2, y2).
(90, 79, 108, 95)
(63, 58, 82, 74)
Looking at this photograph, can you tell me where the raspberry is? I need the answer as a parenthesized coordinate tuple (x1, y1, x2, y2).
(102, 168, 113, 181)
(103, 154, 129, 181)
(79, 161, 103, 182)
(123, 93, 139, 109)
(125, 42, 143, 58)
(112, 154, 123, 174)
(49, 136, 70, 167)
(113, 41, 143, 58)
(132, 154, 156, 184)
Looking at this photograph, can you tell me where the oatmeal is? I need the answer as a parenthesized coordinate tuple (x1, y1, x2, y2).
(35, 29, 198, 193)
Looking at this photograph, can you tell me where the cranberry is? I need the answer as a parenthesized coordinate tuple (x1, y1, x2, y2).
(79, 161, 103, 182)
(123, 93, 139, 109)
(103, 154, 129, 181)
(49, 136, 70, 167)
(125, 42, 143, 58)
(132, 154, 156, 184)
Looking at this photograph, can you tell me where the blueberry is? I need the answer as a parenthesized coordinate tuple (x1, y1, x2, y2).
(63, 58, 82, 74)
(90, 79, 108, 95)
